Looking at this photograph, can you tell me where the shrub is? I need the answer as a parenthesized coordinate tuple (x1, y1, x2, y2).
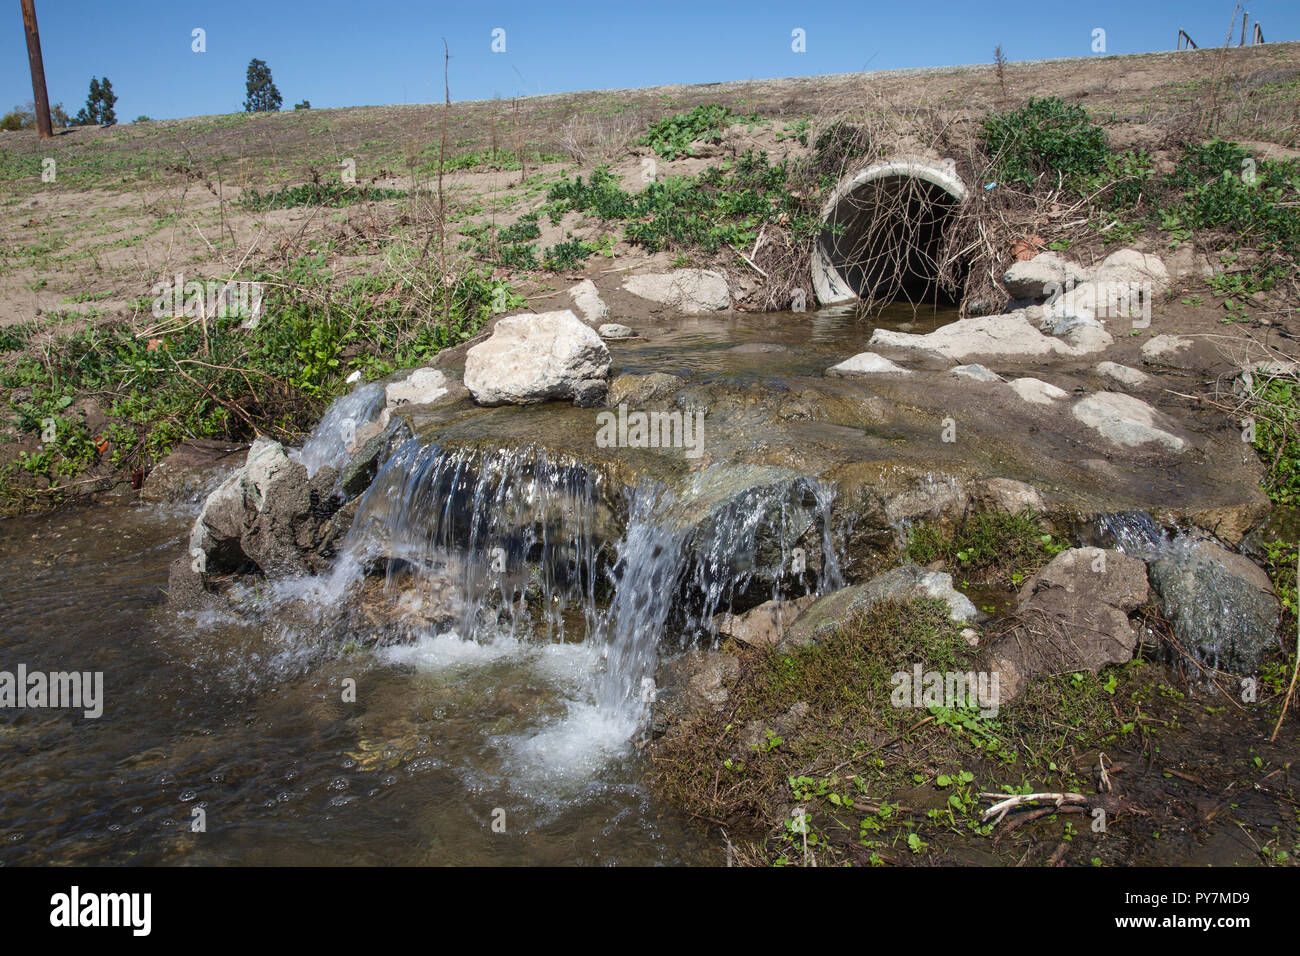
(982, 96, 1108, 187)
(643, 103, 734, 159)
(239, 182, 405, 211)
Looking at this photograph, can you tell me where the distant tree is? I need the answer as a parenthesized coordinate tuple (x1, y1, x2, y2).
(0, 101, 70, 130)
(98, 78, 117, 125)
(243, 59, 282, 113)
(74, 78, 98, 124)
(134, 115, 152, 123)
(75, 77, 117, 126)
(293, 100, 311, 110)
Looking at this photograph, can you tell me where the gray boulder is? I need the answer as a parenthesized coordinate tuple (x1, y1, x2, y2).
(1002, 252, 1089, 299)
(1071, 392, 1187, 453)
(714, 594, 817, 648)
(974, 477, 1045, 514)
(1093, 249, 1169, 295)
(981, 547, 1149, 700)
(1148, 537, 1280, 674)
(1041, 285, 1102, 336)
(1095, 361, 1151, 389)
(187, 436, 339, 579)
(622, 269, 730, 313)
(598, 322, 636, 340)
(827, 352, 912, 377)
(779, 565, 975, 650)
(651, 649, 739, 736)
(568, 279, 610, 324)
(950, 364, 1004, 383)
(385, 367, 454, 408)
(1008, 377, 1068, 405)
(869, 311, 1111, 362)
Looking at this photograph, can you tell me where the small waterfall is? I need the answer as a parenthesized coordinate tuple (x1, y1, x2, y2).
(675, 467, 843, 628)
(1095, 510, 1169, 558)
(343, 440, 608, 642)
(325, 442, 841, 750)
(593, 488, 688, 723)
(293, 381, 387, 478)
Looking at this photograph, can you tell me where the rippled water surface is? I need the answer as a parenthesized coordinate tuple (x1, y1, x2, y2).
(0, 503, 720, 865)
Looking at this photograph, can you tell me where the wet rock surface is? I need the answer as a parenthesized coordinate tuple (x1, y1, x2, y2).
(651, 649, 740, 737)
(1148, 537, 1281, 675)
(141, 440, 247, 504)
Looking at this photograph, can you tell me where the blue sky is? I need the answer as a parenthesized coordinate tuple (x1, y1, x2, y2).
(4, 1, 1298, 121)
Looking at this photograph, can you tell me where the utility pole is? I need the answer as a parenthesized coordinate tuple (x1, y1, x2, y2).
(20, 0, 53, 139)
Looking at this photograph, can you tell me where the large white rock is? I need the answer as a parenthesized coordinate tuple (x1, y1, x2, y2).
(1071, 392, 1186, 453)
(622, 269, 730, 313)
(1003, 252, 1089, 299)
(1009, 377, 1069, 405)
(568, 279, 610, 324)
(1093, 249, 1169, 295)
(868, 311, 1110, 362)
(463, 310, 611, 406)
(826, 352, 912, 377)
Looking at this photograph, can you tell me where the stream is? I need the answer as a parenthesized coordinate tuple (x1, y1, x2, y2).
(2, 303, 945, 866)
(0, 502, 725, 865)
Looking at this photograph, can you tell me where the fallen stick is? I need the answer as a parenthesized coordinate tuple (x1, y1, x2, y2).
(729, 245, 768, 278)
(980, 791, 1089, 825)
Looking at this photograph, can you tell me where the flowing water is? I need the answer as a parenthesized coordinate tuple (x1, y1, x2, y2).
(1, 301, 1289, 867)
(0, 425, 840, 864)
(0, 499, 728, 864)
(0, 305, 939, 866)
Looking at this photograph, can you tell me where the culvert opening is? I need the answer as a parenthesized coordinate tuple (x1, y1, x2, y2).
(812, 161, 969, 309)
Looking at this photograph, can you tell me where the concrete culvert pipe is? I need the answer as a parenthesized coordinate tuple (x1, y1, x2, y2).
(812, 159, 969, 307)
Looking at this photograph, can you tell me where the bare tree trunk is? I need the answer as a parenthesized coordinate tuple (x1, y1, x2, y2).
(20, 0, 53, 139)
